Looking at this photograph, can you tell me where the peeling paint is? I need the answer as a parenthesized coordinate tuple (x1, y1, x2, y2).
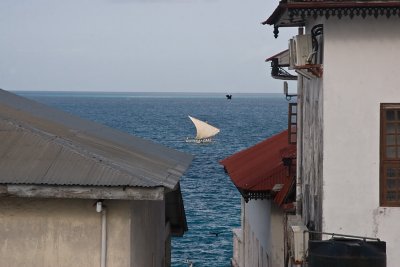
(372, 208, 380, 237)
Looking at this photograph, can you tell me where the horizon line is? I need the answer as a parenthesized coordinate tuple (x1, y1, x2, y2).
(10, 90, 282, 94)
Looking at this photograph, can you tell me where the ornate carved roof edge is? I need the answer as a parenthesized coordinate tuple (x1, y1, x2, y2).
(263, 1, 400, 28)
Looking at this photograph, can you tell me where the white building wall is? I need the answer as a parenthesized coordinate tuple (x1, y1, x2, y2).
(245, 198, 271, 250)
(323, 16, 400, 267)
(269, 203, 285, 266)
(242, 198, 284, 267)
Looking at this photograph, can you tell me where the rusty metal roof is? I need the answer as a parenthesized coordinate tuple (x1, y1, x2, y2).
(274, 176, 295, 206)
(220, 130, 296, 199)
(0, 89, 193, 189)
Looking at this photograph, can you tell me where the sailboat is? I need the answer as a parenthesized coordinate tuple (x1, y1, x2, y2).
(186, 115, 220, 143)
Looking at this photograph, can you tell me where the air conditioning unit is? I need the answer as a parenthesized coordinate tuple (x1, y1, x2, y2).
(286, 216, 309, 264)
(289, 34, 313, 69)
(290, 224, 309, 264)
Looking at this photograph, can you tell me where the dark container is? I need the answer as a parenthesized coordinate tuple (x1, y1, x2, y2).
(308, 238, 386, 267)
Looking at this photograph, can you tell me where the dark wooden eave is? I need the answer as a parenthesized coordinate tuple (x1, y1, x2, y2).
(263, 1, 400, 36)
(239, 189, 272, 202)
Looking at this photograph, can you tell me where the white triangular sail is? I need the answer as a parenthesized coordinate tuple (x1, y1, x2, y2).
(188, 116, 220, 140)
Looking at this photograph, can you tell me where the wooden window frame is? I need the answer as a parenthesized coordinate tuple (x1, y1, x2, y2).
(288, 103, 297, 145)
(380, 103, 400, 207)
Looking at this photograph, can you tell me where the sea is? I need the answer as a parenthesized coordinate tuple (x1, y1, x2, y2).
(16, 91, 289, 267)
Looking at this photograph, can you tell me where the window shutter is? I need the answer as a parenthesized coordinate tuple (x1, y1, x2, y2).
(288, 103, 297, 145)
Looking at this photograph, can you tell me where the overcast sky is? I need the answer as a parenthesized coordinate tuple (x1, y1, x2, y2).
(0, 0, 296, 93)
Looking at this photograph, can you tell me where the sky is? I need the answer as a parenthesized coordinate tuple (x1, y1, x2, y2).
(0, 0, 296, 93)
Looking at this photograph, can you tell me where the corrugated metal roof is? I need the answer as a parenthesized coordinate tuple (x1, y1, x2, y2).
(0, 89, 193, 189)
(265, 49, 290, 66)
(220, 130, 296, 192)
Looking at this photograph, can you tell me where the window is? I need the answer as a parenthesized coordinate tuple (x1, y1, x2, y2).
(380, 104, 400, 206)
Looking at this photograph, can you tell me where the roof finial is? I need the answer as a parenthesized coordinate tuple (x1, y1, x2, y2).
(274, 26, 279, 38)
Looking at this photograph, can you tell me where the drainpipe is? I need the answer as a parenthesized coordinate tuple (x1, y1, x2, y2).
(96, 201, 107, 267)
(296, 26, 304, 216)
(242, 198, 246, 267)
(296, 75, 304, 216)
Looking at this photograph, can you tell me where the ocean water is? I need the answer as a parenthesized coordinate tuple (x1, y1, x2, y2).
(17, 91, 289, 267)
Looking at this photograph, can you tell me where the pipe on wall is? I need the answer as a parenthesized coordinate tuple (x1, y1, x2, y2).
(96, 201, 107, 267)
(101, 209, 107, 267)
(296, 76, 304, 216)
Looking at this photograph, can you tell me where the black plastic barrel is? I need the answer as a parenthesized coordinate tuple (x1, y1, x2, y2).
(308, 238, 386, 267)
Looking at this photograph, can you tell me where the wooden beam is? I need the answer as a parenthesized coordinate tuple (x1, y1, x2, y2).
(0, 185, 164, 201)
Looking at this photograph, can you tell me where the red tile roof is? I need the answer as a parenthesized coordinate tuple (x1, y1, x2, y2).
(220, 130, 296, 195)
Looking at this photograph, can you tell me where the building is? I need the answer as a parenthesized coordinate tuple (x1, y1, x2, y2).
(264, 0, 400, 266)
(220, 130, 296, 267)
(0, 89, 193, 267)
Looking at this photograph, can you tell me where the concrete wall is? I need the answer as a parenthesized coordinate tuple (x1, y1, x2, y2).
(242, 198, 284, 267)
(322, 16, 400, 267)
(0, 198, 168, 267)
(131, 200, 166, 267)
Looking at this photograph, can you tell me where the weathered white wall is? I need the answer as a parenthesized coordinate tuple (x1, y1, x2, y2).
(323, 16, 400, 267)
(0, 198, 168, 267)
(269, 203, 285, 266)
(242, 198, 284, 267)
(296, 18, 325, 233)
(298, 75, 323, 232)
